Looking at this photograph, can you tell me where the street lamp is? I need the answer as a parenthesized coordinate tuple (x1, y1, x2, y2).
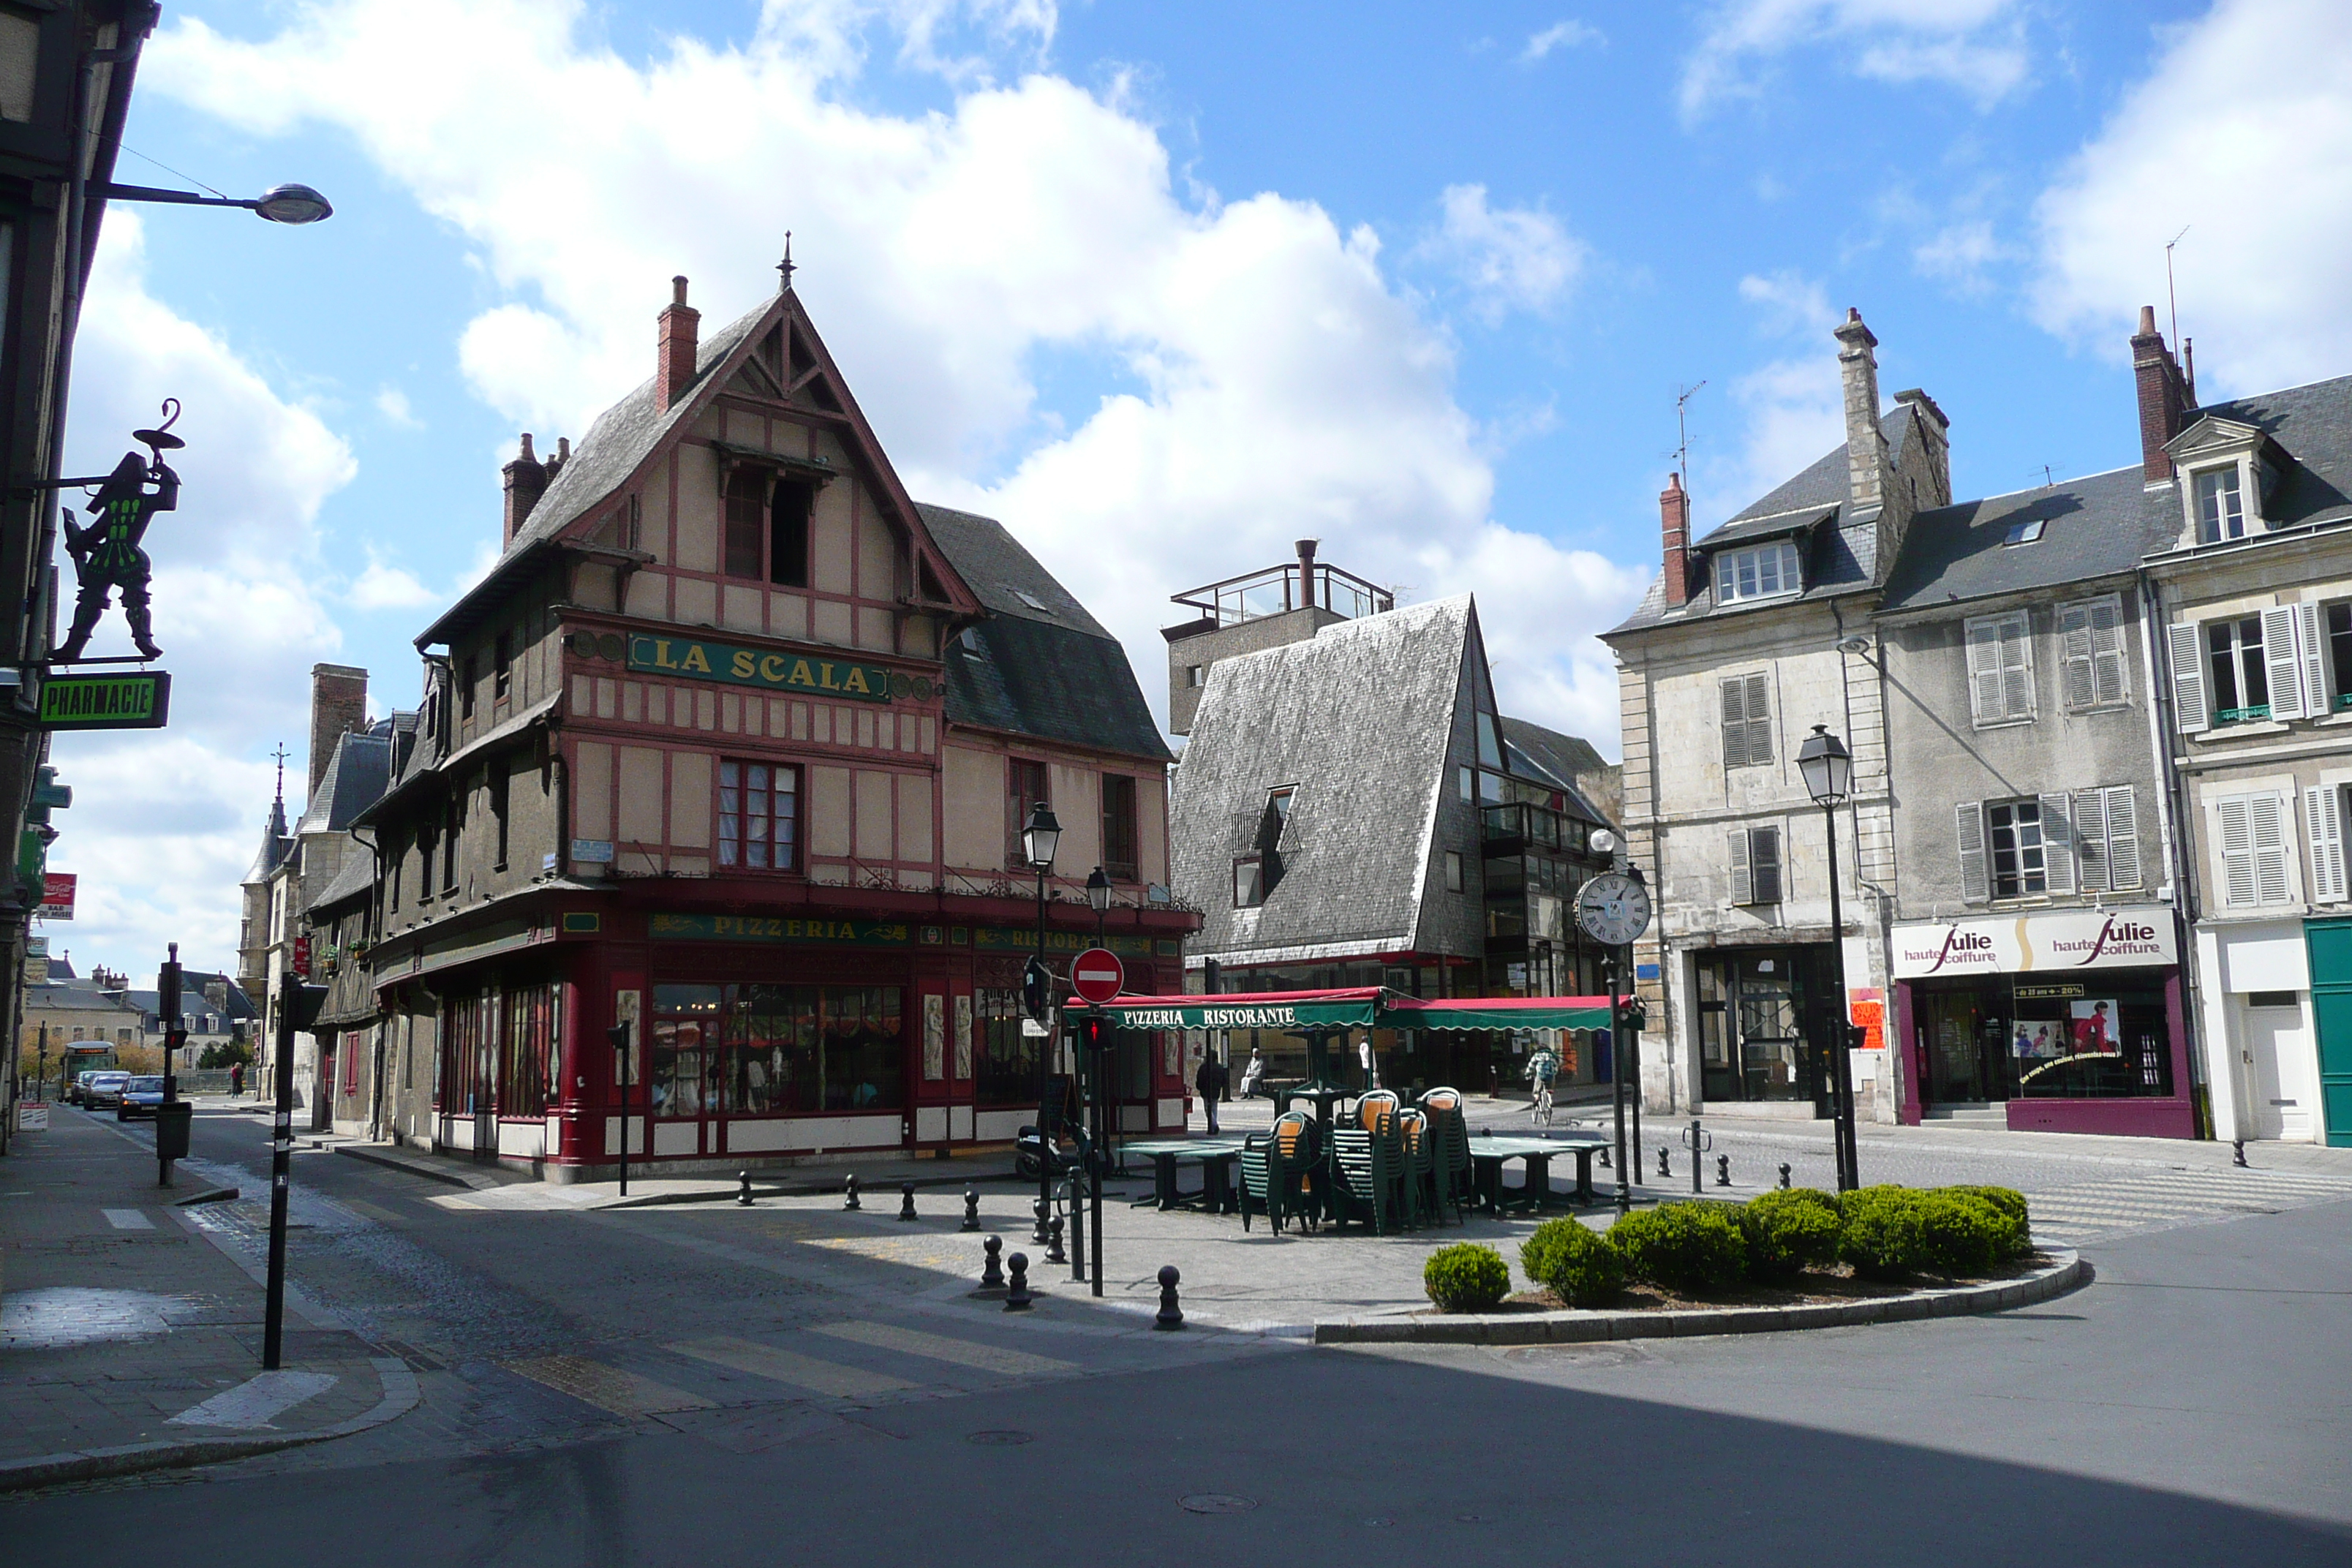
(1798, 724, 1861, 1192)
(96, 181, 335, 225)
(1025, 801, 1062, 1232)
(1085, 865, 1112, 943)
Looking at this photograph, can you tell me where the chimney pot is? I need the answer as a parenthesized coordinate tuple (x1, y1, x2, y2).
(502, 432, 549, 546)
(1296, 538, 1319, 611)
(2130, 303, 2191, 484)
(1659, 472, 1692, 608)
(657, 275, 703, 413)
(1833, 309, 1887, 514)
(672, 275, 689, 306)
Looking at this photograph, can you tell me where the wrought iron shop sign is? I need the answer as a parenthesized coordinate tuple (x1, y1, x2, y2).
(624, 635, 902, 703)
(37, 671, 170, 730)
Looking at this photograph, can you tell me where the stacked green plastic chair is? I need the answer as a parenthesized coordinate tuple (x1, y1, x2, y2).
(1417, 1086, 1473, 1222)
(1330, 1100, 1400, 1234)
(1240, 1110, 1319, 1234)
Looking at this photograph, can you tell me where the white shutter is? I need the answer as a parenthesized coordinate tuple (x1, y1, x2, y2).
(2297, 602, 2329, 716)
(2038, 792, 2076, 894)
(2217, 796, 2256, 908)
(1727, 829, 1753, 905)
(2306, 785, 2348, 904)
(2059, 603, 2096, 712)
(2090, 598, 2128, 706)
(2074, 788, 2109, 892)
(1745, 674, 1773, 765)
(2168, 623, 2209, 734)
(1967, 619, 2005, 725)
(2000, 614, 2035, 720)
(2103, 786, 2143, 891)
(2262, 606, 2305, 720)
(1956, 802, 1989, 904)
(2250, 792, 2292, 905)
(1720, 679, 1749, 770)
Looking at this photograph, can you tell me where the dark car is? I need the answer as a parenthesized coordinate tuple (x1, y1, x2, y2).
(116, 1076, 167, 1120)
(83, 1071, 132, 1110)
(67, 1070, 99, 1107)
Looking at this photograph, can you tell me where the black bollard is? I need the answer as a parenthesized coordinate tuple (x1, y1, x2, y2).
(961, 1186, 981, 1232)
(1657, 1145, 1671, 1180)
(1716, 1154, 1730, 1188)
(1030, 1195, 1051, 1245)
(898, 1181, 919, 1222)
(1778, 1162, 1791, 1190)
(1046, 1215, 1067, 1266)
(737, 1170, 754, 1207)
(1004, 1252, 1033, 1311)
(843, 1172, 862, 1211)
(1153, 1265, 1184, 1331)
(1598, 1147, 1612, 1169)
(978, 1235, 1006, 1293)
(2234, 1139, 2249, 1169)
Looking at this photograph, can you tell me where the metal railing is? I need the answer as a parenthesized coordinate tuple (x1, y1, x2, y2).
(1170, 561, 1393, 628)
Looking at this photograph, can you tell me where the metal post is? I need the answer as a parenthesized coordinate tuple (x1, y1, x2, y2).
(1036, 865, 1053, 1239)
(1690, 1119, 1703, 1195)
(1607, 957, 1629, 1212)
(1626, 943, 1642, 1183)
(158, 945, 181, 1189)
(1823, 801, 1860, 1192)
(616, 1020, 632, 1199)
(1090, 1017, 1104, 1297)
(263, 977, 296, 1371)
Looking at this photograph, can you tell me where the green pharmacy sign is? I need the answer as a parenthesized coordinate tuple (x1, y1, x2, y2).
(38, 671, 170, 730)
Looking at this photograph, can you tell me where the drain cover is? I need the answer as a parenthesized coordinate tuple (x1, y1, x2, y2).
(966, 1431, 1033, 1446)
(1180, 1494, 1259, 1515)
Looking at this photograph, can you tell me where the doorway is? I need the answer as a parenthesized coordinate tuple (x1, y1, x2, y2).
(1695, 949, 1829, 1112)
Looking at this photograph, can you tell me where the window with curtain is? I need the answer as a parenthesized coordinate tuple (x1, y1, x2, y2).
(718, 761, 799, 870)
(974, 987, 1038, 1108)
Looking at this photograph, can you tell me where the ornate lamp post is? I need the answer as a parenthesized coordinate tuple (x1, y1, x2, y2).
(1797, 724, 1861, 1193)
(1085, 865, 1112, 943)
(1023, 801, 1062, 1229)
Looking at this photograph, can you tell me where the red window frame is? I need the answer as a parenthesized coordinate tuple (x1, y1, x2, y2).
(719, 760, 802, 871)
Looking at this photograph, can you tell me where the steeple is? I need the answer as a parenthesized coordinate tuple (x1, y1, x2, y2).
(244, 745, 293, 884)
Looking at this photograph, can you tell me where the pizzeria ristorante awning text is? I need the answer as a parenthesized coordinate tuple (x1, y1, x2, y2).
(625, 636, 894, 704)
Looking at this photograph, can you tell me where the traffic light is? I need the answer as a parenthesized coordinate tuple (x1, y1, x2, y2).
(1614, 995, 1647, 1035)
(1022, 957, 1051, 1022)
(18, 764, 66, 900)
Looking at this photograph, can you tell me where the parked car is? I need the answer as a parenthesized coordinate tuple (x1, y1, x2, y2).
(83, 1071, 132, 1109)
(116, 1076, 167, 1120)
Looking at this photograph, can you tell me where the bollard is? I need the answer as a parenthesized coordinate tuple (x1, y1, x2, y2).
(1004, 1252, 1033, 1311)
(1030, 1195, 1051, 1245)
(1046, 1215, 1067, 1265)
(843, 1172, 862, 1211)
(898, 1181, 919, 1221)
(1153, 1265, 1184, 1331)
(1657, 1146, 1671, 1180)
(1716, 1154, 1730, 1188)
(1690, 1120, 1703, 1196)
(737, 1170, 754, 1207)
(978, 1235, 1006, 1293)
(1778, 1162, 1791, 1190)
(961, 1186, 981, 1232)
(2234, 1139, 2249, 1169)
(1598, 1146, 1612, 1169)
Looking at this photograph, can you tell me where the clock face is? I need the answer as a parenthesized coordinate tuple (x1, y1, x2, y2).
(1576, 872, 1654, 946)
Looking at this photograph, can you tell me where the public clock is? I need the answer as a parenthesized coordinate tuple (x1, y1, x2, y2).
(1575, 872, 1653, 946)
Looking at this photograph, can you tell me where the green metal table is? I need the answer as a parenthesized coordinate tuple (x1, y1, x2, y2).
(1120, 1134, 1250, 1214)
(1466, 1130, 1610, 1213)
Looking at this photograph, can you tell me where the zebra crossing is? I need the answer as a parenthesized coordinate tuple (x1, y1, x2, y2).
(2021, 1166, 2352, 1246)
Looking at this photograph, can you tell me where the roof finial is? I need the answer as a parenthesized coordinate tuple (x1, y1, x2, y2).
(270, 741, 288, 809)
(778, 231, 795, 293)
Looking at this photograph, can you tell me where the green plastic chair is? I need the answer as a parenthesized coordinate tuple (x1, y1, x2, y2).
(1240, 1111, 1319, 1234)
(1417, 1088, 1473, 1223)
(1330, 1108, 1400, 1235)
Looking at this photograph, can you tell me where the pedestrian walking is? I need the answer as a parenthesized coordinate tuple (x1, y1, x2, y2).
(229, 1060, 244, 1097)
(1195, 1052, 1229, 1134)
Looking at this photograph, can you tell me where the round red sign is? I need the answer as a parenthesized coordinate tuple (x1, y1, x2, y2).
(1070, 947, 1126, 1006)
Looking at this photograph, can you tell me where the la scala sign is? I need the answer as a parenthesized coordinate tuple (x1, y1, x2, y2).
(1891, 906, 2176, 979)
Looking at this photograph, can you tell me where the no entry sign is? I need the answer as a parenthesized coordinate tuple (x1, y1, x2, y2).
(1071, 947, 1125, 1006)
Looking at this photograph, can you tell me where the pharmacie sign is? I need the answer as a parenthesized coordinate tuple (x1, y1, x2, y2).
(37, 671, 170, 729)
(1892, 907, 2176, 979)
(626, 635, 895, 704)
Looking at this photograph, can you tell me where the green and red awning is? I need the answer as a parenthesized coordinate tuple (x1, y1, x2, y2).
(1091, 988, 1613, 1033)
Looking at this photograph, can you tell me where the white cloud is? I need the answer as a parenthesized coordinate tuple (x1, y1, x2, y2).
(2031, 0, 2352, 398)
(1912, 216, 2009, 295)
(374, 385, 421, 428)
(47, 212, 355, 975)
(1520, 20, 1602, 63)
(1703, 272, 1846, 522)
(1737, 268, 1836, 336)
(1420, 184, 1588, 327)
(143, 0, 1643, 753)
(348, 547, 442, 610)
(1682, 0, 2029, 120)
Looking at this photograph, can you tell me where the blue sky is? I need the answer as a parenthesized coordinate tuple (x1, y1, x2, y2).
(45, 0, 2352, 980)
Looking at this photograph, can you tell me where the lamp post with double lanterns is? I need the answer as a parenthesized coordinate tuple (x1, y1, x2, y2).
(1023, 801, 1063, 1233)
(1797, 724, 1862, 1193)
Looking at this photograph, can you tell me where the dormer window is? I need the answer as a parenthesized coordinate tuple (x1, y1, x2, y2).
(1717, 540, 1802, 605)
(2194, 467, 2245, 543)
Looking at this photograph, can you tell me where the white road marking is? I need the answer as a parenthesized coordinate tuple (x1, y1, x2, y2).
(101, 1208, 154, 1230)
(505, 1355, 714, 1417)
(166, 1371, 339, 1430)
(808, 1320, 1075, 1376)
(669, 1335, 916, 1397)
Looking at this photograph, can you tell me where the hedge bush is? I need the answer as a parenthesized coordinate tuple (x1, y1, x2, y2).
(1739, 1188, 1843, 1280)
(1608, 1203, 1748, 1295)
(1943, 1186, 2033, 1259)
(1915, 1191, 2016, 1277)
(1837, 1186, 1931, 1279)
(1424, 1243, 1512, 1312)
(1519, 1218, 1624, 1307)
(1838, 1186, 2029, 1279)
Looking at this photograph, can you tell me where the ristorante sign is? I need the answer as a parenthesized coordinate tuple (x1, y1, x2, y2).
(1891, 908, 2176, 979)
(625, 635, 896, 704)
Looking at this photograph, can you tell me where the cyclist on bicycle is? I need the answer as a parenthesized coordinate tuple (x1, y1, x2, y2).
(1525, 1039, 1560, 1123)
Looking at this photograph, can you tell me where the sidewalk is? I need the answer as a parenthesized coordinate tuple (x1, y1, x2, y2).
(0, 1104, 416, 1490)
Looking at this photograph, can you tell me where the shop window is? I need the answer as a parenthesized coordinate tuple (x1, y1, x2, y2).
(1965, 611, 2035, 726)
(2057, 597, 2127, 711)
(2194, 465, 2245, 543)
(1006, 758, 1049, 869)
(1727, 825, 1780, 905)
(1716, 539, 1801, 604)
(973, 987, 1039, 1108)
(1233, 856, 1264, 908)
(499, 983, 559, 1117)
(2206, 617, 2269, 725)
(1720, 673, 1772, 769)
(1101, 774, 1139, 881)
(2215, 791, 2294, 908)
(718, 760, 799, 870)
(670, 983, 900, 1115)
(438, 992, 497, 1115)
(1985, 799, 2046, 898)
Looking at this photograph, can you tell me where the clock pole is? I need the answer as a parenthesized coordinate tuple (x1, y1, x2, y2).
(1607, 951, 1629, 1212)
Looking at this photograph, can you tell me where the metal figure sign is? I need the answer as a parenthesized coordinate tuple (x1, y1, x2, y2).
(53, 401, 183, 663)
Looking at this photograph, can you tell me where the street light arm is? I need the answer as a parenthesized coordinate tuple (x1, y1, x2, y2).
(93, 182, 258, 211)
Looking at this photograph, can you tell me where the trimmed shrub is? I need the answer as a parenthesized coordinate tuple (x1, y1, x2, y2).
(1838, 1186, 1931, 1280)
(1915, 1191, 2013, 1277)
(1945, 1186, 2033, 1259)
(1739, 1188, 1843, 1280)
(1608, 1203, 1748, 1296)
(1520, 1218, 1625, 1308)
(1424, 1243, 1512, 1312)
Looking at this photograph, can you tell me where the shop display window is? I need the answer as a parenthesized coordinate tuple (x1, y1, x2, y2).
(974, 987, 1039, 1108)
(1912, 975, 2173, 1105)
(650, 982, 903, 1117)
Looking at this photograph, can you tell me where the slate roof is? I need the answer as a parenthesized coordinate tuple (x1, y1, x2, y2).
(1172, 597, 1472, 961)
(1498, 716, 1615, 826)
(243, 794, 292, 886)
(308, 848, 376, 914)
(294, 729, 393, 836)
(2179, 372, 2352, 536)
(922, 503, 1170, 762)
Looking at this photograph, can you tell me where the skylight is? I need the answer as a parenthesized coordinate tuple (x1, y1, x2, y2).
(2002, 519, 2046, 546)
(1014, 589, 1050, 613)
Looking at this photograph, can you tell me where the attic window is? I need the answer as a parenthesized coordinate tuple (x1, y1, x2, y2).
(1014, 590, 1050, 614)
(1716, 540, 1802, 604)
(958, 627, 981, 654)
(2002, 519, 2046, 546)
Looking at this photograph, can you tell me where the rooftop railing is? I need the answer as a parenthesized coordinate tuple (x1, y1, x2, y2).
(1170, 560, 1394, 628)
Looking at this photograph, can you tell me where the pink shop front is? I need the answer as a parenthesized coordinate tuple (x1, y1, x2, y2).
(1891, 906, 2198, 1139)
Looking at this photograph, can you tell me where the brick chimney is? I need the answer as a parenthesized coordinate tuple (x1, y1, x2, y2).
(2132, 304, 2193, 485)
(307, 663, 368, 803)
(1893, 388, 1951, 509)
(502, 434, 547, 546)
(1295, 538, 1319, 609)
(1659, 472, 1691, 608)
(1833, 308, 1888, 516)
(657, 274, 701, 412)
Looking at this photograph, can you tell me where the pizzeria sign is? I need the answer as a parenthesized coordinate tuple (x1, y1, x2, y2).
(1891, 907, 2176, 979)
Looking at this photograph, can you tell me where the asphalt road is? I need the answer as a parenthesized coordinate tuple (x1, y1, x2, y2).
(8, 1106, 2348, 1564)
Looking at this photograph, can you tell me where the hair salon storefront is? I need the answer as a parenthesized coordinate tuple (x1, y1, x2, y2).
(1891, 906, 2195, 1139)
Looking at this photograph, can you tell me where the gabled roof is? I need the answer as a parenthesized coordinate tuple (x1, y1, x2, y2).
(2182, 372, 2352, 535)
(294, 730, 393, 836)
(1172, 597, 1474, 960)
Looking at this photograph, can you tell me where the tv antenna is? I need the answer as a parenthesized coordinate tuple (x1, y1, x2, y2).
(2165, 225, 2190, 347)
(1672, 380, 1706, 497)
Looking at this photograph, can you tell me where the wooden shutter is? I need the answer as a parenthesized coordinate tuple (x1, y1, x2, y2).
(1721, 679, 1749, 770)
(2074, 788, 2109, 892)
(2217, 795, 2256, 907)
(2038, 791, 2075, 894)
(2250, 792, 2293, 905)
(2059, 602, 2096, 712)
(2262, 606, 2305, 720)
(1966, 619, 2005, 725)
(2307, 785, 2348, 904)
(1956, 802, 1989, 904)
(1752, 826, 1782, 904)
(2168, 623, 2209, 734)
(1744, 673, 1772, 764)
(2090, 598, 2127, 706)
(2103, 785, 2143, 891)
(1999, 614, 2034, 720)
(2297, 602, 2329, 716)
(1727, 828, 1752, 905)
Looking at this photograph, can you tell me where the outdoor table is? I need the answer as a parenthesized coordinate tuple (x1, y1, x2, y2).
(1467, 1129, 1610, 1213)
(1119, 1134, 1249, 1215)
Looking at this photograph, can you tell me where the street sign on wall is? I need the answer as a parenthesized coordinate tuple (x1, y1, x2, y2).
(37, 872, 74, 920)
(37, 671, 170, 730)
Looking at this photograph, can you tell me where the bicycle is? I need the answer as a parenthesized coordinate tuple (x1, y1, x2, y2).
(1530, 1077, 1554, 1126)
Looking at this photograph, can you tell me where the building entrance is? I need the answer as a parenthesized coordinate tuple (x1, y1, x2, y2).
(1695, 947, 1831, 1115)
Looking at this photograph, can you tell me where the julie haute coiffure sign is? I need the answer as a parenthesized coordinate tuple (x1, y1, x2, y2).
(1891, 907, 2176, 979)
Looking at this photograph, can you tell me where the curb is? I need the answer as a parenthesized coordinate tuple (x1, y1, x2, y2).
(0, 1357, 421, 1494)
(332, 1144, 499, 1191)
(599, 1169, 1023, 1208)
(1311, 1251, 2089, 1346)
